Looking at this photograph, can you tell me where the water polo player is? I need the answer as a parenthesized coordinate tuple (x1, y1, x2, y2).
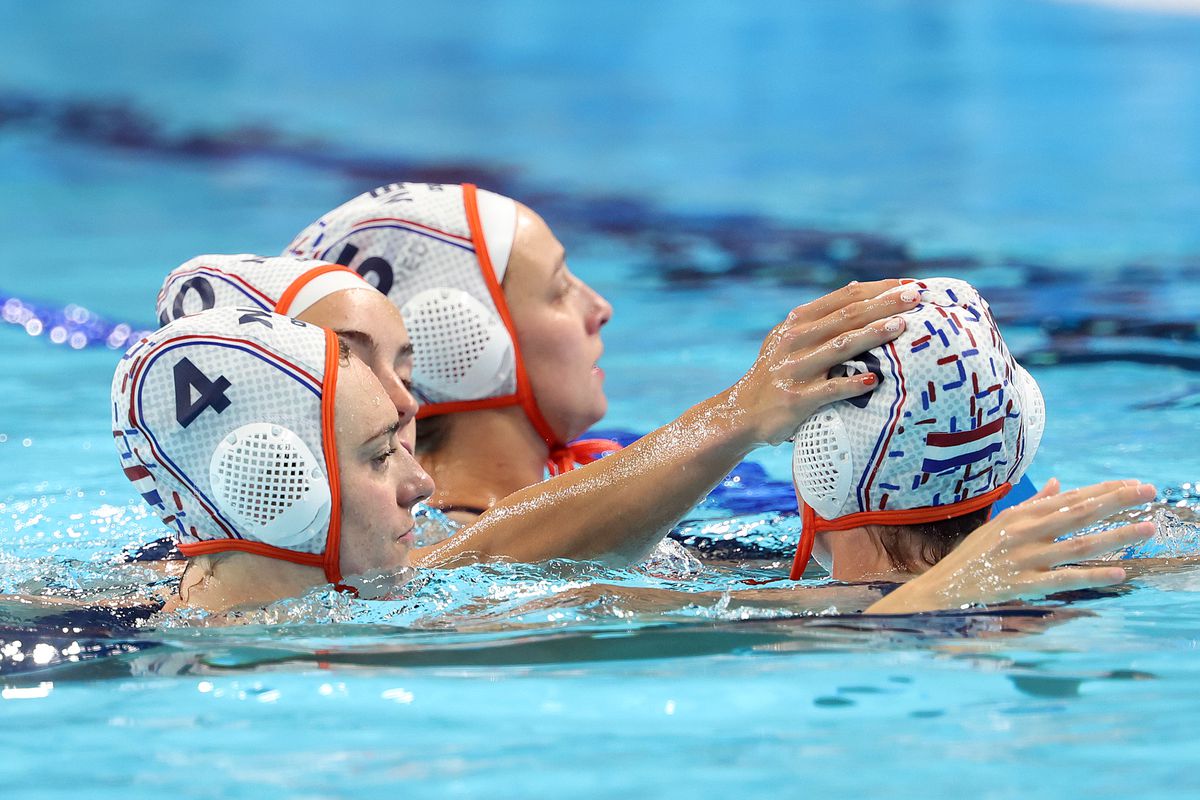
(284, 183, 618, 521)
(113, 306, 432, 610)
(790, 277, 1044, 582)
(115, 303, 1153, 615)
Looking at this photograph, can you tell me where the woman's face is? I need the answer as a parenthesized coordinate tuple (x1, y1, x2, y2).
(503, 204, 613, 441)
(300, 289, 419, 454)
(334, 355, 434, 577)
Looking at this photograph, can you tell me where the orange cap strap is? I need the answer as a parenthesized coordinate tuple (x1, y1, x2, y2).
(319, 327, 345, 588)
(788, 483, 1012, 580)
(547, 437, 623, 477)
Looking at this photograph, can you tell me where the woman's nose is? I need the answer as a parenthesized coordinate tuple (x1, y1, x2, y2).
(384, 376, 420, 427)
(586, 286, 613, 334)
(396, 450, 435, 509)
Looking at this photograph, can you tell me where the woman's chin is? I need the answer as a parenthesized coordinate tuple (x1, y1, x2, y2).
(588, 393, 609, 428)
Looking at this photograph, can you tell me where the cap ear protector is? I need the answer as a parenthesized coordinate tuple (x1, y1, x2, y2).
(209, 422, 331, 548)
(400, 288, 515, 401)
(792, 408, 855, 521)
(789, 277, 1046, 579)
(1009, 363, 1045, 481)
(112, 306, 346, 586)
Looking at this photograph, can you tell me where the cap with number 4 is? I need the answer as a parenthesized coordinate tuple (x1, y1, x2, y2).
(112, 306, 347, 585)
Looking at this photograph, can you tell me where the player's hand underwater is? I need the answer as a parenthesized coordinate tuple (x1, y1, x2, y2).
(867, 478, 1157, 614)
(731, 279, 920, 446)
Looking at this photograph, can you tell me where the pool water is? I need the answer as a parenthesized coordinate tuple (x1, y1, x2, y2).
(2, 1, 1200, 797)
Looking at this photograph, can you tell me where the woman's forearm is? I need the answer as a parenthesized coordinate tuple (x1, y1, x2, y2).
(421, 283, 916, 570)
(420, 390, 758, 567)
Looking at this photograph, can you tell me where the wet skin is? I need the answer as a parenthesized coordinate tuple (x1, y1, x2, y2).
(503, 203, 614, 442)
(300, 289, 420, 454)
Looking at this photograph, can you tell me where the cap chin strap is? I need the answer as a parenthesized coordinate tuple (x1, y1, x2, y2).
(547, 437, 622, 477)
(789, 484, 1012, 581)
(464, 183, 621, 476)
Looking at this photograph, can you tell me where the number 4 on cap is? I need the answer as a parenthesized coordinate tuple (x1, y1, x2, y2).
(174, 357, 232, 428)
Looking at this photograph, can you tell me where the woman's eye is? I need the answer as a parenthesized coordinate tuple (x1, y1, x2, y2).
(373, 447, 397, 467)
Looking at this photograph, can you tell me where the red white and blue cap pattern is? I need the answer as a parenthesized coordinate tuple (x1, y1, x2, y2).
(156, 254, 368, 325)
(790, 277, 1045, 578)
(112, 307, 345, 585)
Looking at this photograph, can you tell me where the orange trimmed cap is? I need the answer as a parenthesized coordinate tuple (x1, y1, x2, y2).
(112, 307, 346, 587)
(788, 278, 1044, 580)
(156, 254, 368, 326)
(284, 182, 613, 474)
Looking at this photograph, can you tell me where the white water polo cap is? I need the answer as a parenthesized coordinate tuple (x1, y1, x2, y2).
(285, 183, 519, 407)
(155, 254, 369, 325)
(788, 277, 1045, 579)
(284, 183, 615, 475)
(112, 307, 347, 585)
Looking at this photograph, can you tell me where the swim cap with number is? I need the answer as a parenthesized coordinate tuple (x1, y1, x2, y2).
(285, 182, 614, 475)
(112, 306, 347, 586)
(789, 277, 1045, 579)
(156, 254, 368, 326)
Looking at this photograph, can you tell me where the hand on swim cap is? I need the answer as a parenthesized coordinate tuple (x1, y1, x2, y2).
(867, 479, 1157, 614)
(725, 280, 918, 447)
(791, 277, 1046, 526)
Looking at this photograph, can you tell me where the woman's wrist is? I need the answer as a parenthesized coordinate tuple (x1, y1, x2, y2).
(690, 389, 761, 455)
(863, 581, 933, 614)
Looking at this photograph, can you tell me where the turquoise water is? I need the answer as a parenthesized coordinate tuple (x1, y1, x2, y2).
(2, 1, 1200, 797)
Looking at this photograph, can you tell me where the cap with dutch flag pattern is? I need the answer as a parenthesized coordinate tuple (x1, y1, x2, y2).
(789, 277, 1045, 579)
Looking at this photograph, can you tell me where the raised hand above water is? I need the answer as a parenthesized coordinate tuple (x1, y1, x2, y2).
(867, 479, 1157, 614)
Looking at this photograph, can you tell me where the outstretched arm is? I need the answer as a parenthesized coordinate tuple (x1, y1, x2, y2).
(501, 479, 1156, 616)
(866, 478, 1157, 614)
(419, 280, 921, 568)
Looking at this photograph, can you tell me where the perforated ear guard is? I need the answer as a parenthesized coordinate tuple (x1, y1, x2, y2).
(209, 423, 331, 548)
(1011, 364, 1045, 481)
(792, 409, 854, 520)
(400, 288, 515, 401)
